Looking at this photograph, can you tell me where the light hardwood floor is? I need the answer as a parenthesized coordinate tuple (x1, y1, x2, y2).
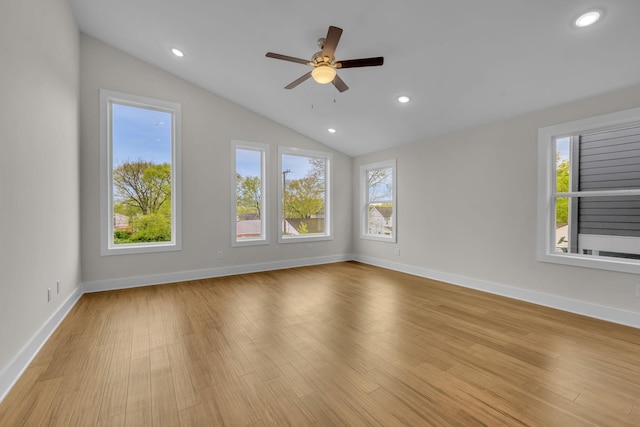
(1, 262, 639, 426)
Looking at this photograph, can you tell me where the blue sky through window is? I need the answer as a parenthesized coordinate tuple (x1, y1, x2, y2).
(556, 136, 570, 162)
(236, 149, 261, 177)
(368, 168, 392, 201)
(282, 154, 316, 179)
(112, 103, 172, 166)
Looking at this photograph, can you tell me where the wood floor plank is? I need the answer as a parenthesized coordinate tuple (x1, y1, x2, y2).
(149, 369, 180, 427)
(96, 413, 126, 427)
(98, 326, 133, 421)
(200, 381, 260, 426)
(124, 356, 151, 427)
(14, 377, 62, 427)
(1, 262, 640, 426)
(266, 378, 317, 425)
(66, 343, 115, 426)
(177, 403, 212, 427)
(42, 391, 78, 427)
(131, 316, 150, 361)
(0, 365, 46, 423)
(369, 386, 441, 426)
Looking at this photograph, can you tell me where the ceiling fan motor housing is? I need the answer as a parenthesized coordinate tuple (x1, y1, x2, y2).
(312, 51, 335, 67)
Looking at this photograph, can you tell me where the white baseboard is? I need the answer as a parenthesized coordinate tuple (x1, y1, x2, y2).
(83, 254, 354, 293)
(354, 255, 640, 329)
(0, 286, 83, 403)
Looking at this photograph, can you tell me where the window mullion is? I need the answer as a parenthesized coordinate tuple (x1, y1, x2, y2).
(555, 189, 640, 198)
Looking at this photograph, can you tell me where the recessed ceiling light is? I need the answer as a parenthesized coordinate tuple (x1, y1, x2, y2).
(397, 95, 411, 104)
(575, 10, 601, 27)
(328, 128, 337, 133)
(171, 48, 185, 57)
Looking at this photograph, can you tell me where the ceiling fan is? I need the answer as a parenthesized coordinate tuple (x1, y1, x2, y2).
(266, 26, 384, 93)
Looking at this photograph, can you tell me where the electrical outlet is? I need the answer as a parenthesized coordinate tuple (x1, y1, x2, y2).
(47, 288, 52, 302)
(395, 247, 401, 256)
(57, 280, 61, 294)
(216, 250, 224, 260)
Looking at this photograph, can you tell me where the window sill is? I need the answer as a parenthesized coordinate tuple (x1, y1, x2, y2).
(279, 234, 333, 244)
(232, 239, 270, 248)
(102, 241, 181, 256)
(360, 234, 396, 243)
(537, 251, 640, 274)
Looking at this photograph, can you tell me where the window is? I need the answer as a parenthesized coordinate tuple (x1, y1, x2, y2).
(231, 140, 269, 246)
(278, 147, 332, 242)
(537, 107, 640, 273)
(100, 90, 181, 255)
(360, 159, 396, 242)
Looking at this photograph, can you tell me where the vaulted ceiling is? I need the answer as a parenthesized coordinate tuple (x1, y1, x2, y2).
(70, 0, 640, 157)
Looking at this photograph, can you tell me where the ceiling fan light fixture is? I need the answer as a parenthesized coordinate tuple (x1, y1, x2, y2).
(311, 65, 336, 84)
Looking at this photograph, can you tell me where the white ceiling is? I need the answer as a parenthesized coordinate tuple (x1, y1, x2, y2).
(69, 0, 640, 157)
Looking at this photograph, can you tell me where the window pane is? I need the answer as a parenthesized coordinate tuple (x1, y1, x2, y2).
(578, 195, 640, 238)
(368, 202, 393, 236)
(367, 167, 393, 201)
(282, 154, 326, 236)
(236, 148, 263, 240)
(579, 192, 640, 260)
(555, 137, 570, 193)
(557, 194, 640, 258)
(111, 103, 172, 245)
(579, 126, 640, 191)
(555, 196, 571, 253)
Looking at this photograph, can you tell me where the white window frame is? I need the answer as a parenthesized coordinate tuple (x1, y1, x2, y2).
(231, 140, 269, 246)
(278, 146, 332, 243)
(360, 159, 397, 242)
(537, 106, 640, 274)
(100, 89, 182, 255)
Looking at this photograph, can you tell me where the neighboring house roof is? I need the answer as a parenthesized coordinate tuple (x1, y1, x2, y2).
(373, 206, 393, 219)
(238, 213, 259, 221)
(236, 219, 262, 237)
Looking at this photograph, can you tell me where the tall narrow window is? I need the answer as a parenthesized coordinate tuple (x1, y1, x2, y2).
(360, 159, 396, 242)
(232, 140, 268, 246)
(100, 90, 181, 255)
(279, 147, 332, 242)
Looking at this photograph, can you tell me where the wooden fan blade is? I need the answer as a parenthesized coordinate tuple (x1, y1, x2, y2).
(266, 52, 310, 65)
(337, 57, 384, 69)
(285, 71, 312, 89)
(321, 26, 343, 59)
(332, 74, 349, 93)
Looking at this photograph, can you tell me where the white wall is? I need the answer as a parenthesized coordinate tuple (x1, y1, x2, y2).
(79, 35, 352, 287)
(0, 0, 80, 389)
(353, 84, 640, 320)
